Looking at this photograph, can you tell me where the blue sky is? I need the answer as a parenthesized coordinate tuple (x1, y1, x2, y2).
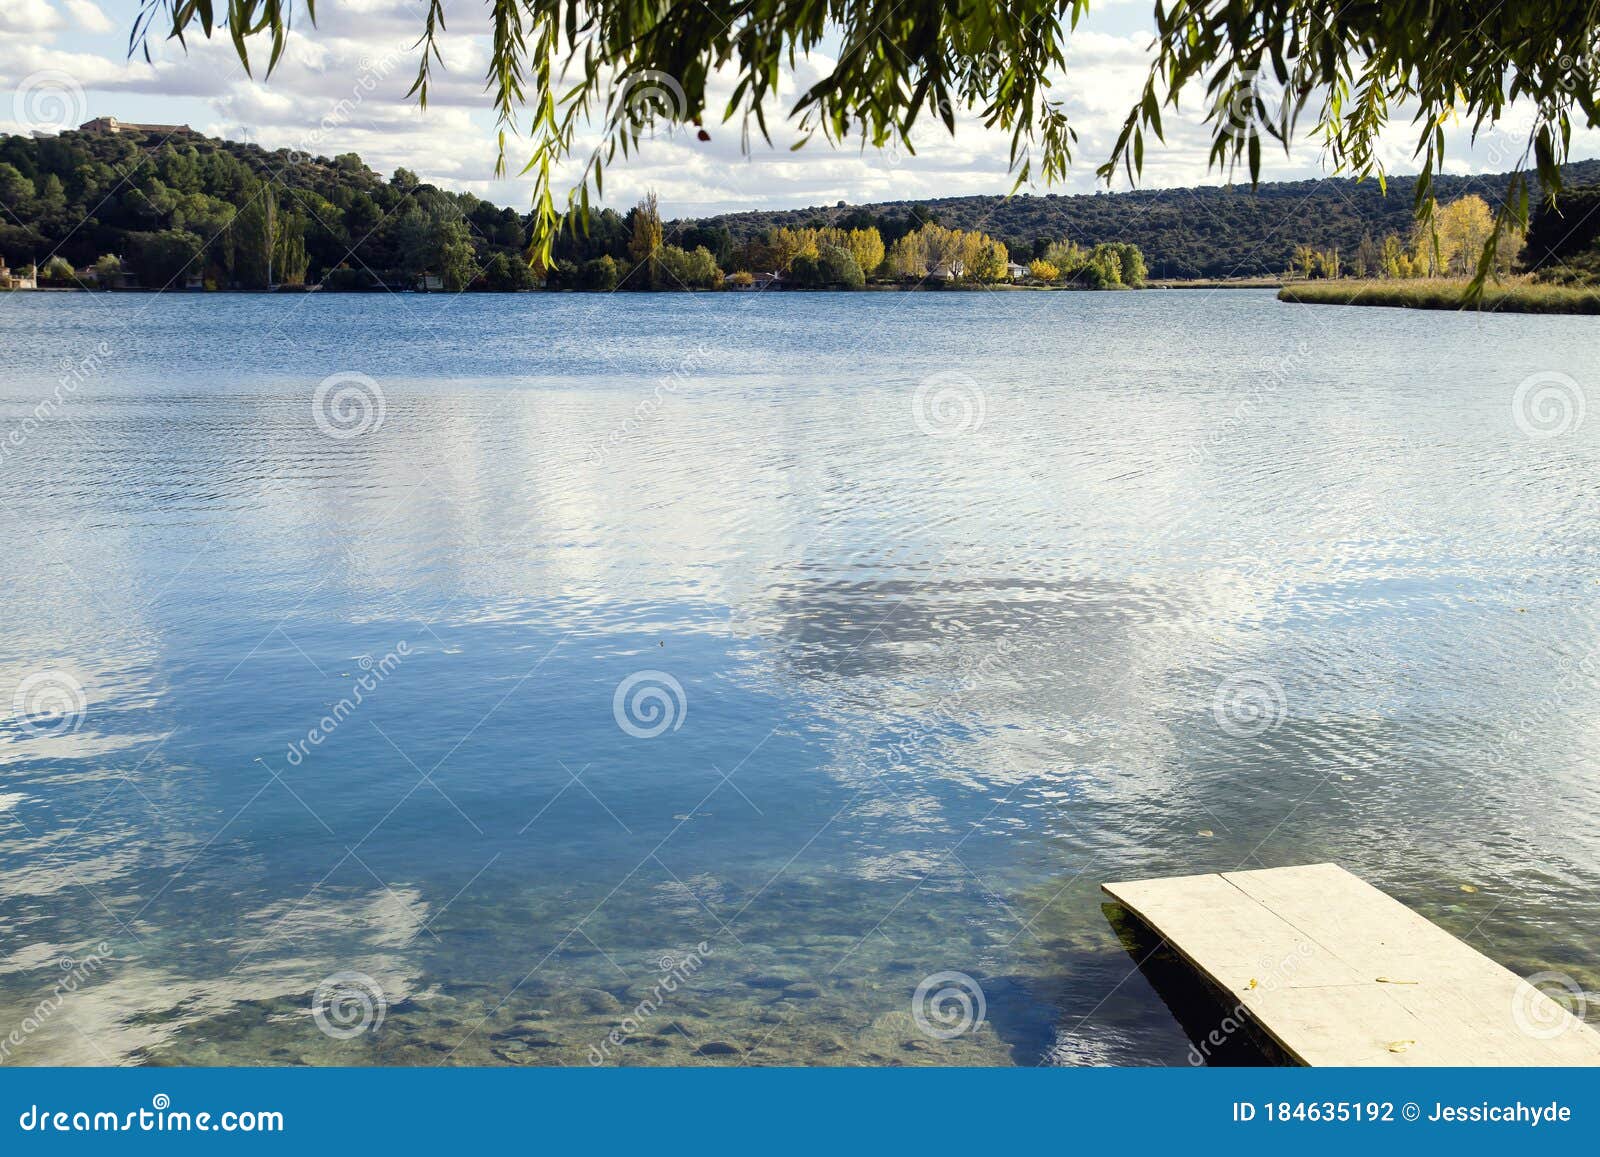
(4, 0, 1595, 217)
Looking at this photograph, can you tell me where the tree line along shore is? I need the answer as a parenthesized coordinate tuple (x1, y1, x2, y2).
(1274, 190, 1600, 312)
(0, 128, 1147, 294)
(3, 127, 1597, 307)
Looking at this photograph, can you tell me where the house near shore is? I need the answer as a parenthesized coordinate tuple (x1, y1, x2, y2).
(80, 261, 138, 290)
(1005, 261, 1029, 281)
(929, 260, 965, 281)
(0, 259, 37, 290)
(79, 116, 197, 138)
(725, 271, 782, 290)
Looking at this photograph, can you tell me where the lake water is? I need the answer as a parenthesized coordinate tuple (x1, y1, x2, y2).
(1, 288, 1597, 1066)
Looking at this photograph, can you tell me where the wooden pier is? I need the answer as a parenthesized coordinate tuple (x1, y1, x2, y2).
(1103, 863, 1600, 1065)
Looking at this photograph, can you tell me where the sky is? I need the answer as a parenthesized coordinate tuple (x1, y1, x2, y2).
(3, 0, 1596, 218)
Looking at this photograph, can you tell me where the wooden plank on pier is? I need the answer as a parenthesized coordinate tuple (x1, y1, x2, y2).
(1103, 862, 1600, 1066)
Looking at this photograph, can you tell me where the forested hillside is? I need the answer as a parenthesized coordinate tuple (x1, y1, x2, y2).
(3, 124, 1598, 287)
(0, 128, 534, 291)
(700, 163, 1600, 279)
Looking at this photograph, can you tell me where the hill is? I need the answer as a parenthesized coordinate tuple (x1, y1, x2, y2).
(2, 123, 1598, 287)
(695, 162, 1600, 279)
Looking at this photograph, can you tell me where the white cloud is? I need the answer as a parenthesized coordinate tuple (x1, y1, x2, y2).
(4, 1, 1596, 216)
(0, 0, 61, 35)
(61, 0, 114, 35)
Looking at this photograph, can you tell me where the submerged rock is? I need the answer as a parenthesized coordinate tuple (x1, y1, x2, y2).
(742, 973, 797, 990)
(574, 988, 624, 1014)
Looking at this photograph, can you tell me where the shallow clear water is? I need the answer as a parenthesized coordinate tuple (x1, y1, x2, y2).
(1, 289, 1597, 1066)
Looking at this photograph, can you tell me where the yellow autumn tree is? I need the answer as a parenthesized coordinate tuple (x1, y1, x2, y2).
(845, 228, 885, 278)
(768, 227, 819, 271)
(885, 233, 925, 278)
(1436, 195, 1496, 276)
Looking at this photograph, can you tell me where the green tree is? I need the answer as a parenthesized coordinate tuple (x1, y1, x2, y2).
(0, 163, 34, 208)
(128, 230, 203, 288)
(791, 243, 864, 288)
(228, 188, 294, 289)
(1081, 245, 1124, 288)
(92, 253, 123, 287)
(35, 174, 67, 216)
(576, 255, 620, 291)
(438, 235, 478, 291)
(1111, 242, 1147, 287)
(483, 252, 537, 290)
(657, 244, 722, 288)
(40, 255, 76, 281)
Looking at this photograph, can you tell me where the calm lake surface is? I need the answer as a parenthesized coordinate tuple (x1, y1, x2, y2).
(1, 289, 1597, 1066)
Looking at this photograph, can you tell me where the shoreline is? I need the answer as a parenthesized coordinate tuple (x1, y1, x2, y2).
(1278, 279, 1600, 315)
